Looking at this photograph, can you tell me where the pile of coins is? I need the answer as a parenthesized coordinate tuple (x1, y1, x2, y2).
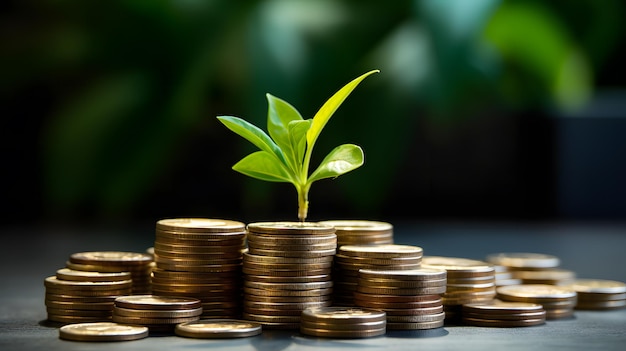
(151, 218, 246, 318)
(486, 252, 576, 286)
(496, 284, 577, 319)
(560, 279, 626, 310)
(112, 295, 202, 333)
(242, 222, 337, 329)
(300, 306, 386, 338)
(175, 319, 262, 339)
(319, 220, 394, 246)
(354, 268, 447, 330)
(461, 300, 546, 327)
(59, 322, 149, 342)
(421, 256, 496, 324)
(333, 244, 423, 306)
(44, 269, 133, 324)
(67, 251, 154, 294)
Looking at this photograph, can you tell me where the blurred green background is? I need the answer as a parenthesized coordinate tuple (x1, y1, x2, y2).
(2, 0, 625, 226)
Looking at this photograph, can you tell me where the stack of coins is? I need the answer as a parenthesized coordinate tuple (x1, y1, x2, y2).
(44, 271, 132, 324)
(175, 319, 263, 338)
(242, 222, 337, 330)
(354, 268, 447, 330)
(319, 220, 394, 246)
(67, 251, 153, 294)
(496, 284, 577, 319)
(560, 279, 626, 310)
(461, 300, 546, 327)
(300, 306, 386, 338)
(333, 244, 423, 306)
(421, 256, 496, 324)
(59, 322, 149, 342)
(151, 218, 246, 318)
(112, 295, 202, 333)
(485, 253, 574, 285)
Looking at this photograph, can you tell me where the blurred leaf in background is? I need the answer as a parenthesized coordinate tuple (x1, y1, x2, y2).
(1, 0, 624, 224)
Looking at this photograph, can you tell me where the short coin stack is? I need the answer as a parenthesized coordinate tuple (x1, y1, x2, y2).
(44, 270, 133, 324)
(421, 256, 496, 324)
(300, 306, 386, 338)
(242, 222, 337, 329)
(151, 218, 246, 319)
(67, 251, 154, 294)
(485, 253, 575, 285)
(112, 295, 202, 333)
(175, 319, 263, 339)
(333, 244, 423, 306)
(461, 300, 546, 327)
(354, 268, 447, 330)
(560, 279, 626, 310)
(496, 284, 577, 319)
(319, 220, 394, 246)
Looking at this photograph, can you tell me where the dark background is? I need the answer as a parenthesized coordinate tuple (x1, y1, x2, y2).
(2, 0, 625, 228)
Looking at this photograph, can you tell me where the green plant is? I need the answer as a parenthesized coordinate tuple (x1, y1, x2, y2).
(217, 70, 379, 222)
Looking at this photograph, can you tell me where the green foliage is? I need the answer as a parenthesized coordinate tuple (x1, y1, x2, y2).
(217, 70, 379, 221)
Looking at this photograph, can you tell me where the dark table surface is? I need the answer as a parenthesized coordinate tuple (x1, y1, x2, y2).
(2, 220, 625, 351)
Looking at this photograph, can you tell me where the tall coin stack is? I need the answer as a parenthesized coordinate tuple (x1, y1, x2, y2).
(242, 222, 337, 330)
(421, 256, 497, 324)
(319, 220, 394, 246)
(333, 244, 424, 306)
(66, 251, 154, 295)
(151, 218, 246, 319)
(44, 269, 132, 324)
(354, 268, 447, 330)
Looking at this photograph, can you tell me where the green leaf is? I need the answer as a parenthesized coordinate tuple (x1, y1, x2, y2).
(266, 94, 305, 172)
(308, 144, 364, 183)
(232, 151, 294, 183)
(288, 119, 312, 175)
(306, 70, 379, 150)
(217, 116, 287, 165)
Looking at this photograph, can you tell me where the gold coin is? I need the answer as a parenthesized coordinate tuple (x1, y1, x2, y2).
(44, 276, 132, 291)
(319, 219, 393, 232)
(175, 319, 261, 338)
(301, 306, 386, 323)
(65, 261, 150, 273)
(358, 268, 447, 281)
(380, 305, 444, 316)
(242, 267, 330, 277)
(55, 269, 132, 282)
(355, 299, 443, 311)
(156, 218, 245, 233)
(485, 252, 560, 269)
(353, 292, 442, 303)
(44, 288, 131, 297)
(114, 295, 202, 310)
(241, 313, 301, 323)
(335, 255, 422, 266)
(358, 277, 447, 289)
(338, 244, 423, 259)
(244, 295, 331, 303)
(48, 314, 111, 324)
(244, 281, 333, 291)
(421, 256, 494, 276)
(496, 284, 577, 301)
(560, 279, 626, 294)
(462, 317, 546, 327)
(45, 293, 117, 303)
(246, 247, 336, 258)
(356, 285, 447, 296)
(154, 234, 245, 246)
(386, 312, 445, 323)
(243, 252, 334, 264)
(300, 319, 386, 331)
(462, 300, 544, 314)
(246, 221, 335, 235)
(113, 306, 202, 318)
(59, 322, 148, 341)
(299, 326, 386, 338)
(45, 300, 113, 311)
(462, 311, 547, 321)
(69, 251, 153, 266)
(386, 320, 444, 330)
(245, 273, 331, 284)
(46, 308, 112, 317)
(575, 300, 626, 310)
(155, 262, 242, 273)
(244, 287, 332, 297)
(247, 233, 337, 245)
(111, 314, 200, 325)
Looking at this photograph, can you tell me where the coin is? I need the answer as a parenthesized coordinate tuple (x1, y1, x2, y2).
(421, 256, 495, 276)
(44, 276, 132, 291)
(175, 319, 262, 338)
(247, 222, 336, 235)
(59, 322, 148, 341)
(358, 268, 447, 281)
(156, 218, 246, 233)
(301, 306, 386, 323)
(114, 295, 202, 310)
(338, 244, 423, 259)
(55, 269, 132, 282)
(560, 279, 626, 294)
(69, 251, 153, 266)
(496, 284, 577, 300)
(299, 326, 386, 338)
(113, 306, 203, 318)
(485, 252, 560, 269)
(462, 317, 545, 328)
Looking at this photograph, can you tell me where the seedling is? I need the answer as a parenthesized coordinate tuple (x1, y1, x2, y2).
(217, 69, 379, 222)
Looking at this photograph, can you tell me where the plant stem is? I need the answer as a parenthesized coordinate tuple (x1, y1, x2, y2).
(297, 184, 310, 222)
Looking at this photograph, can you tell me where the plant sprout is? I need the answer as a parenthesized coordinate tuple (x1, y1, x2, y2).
(217, 69, 379, 222)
